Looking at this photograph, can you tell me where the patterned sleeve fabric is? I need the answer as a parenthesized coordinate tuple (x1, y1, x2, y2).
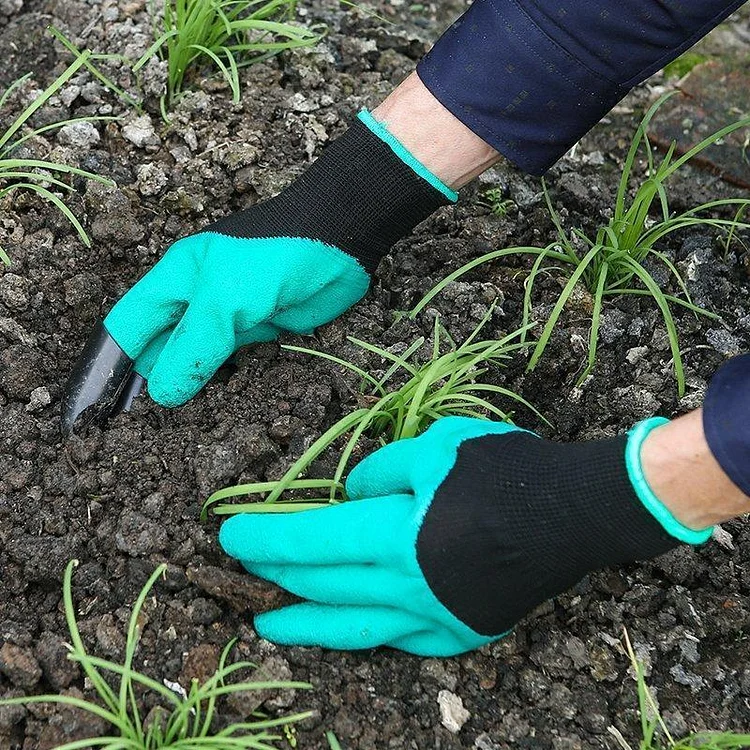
(417, 0, 745, 175)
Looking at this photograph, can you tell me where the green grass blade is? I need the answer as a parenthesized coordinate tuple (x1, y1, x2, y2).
(0, 54, 89, 153)
(528, 244, 603, 371)
(281, 344, 384, 393)
(577, 261, 608, 385)
(410, 246, 567, 318)
(0, 72, 32, 110)
(202, 479, 343, 520)
(623, 257, 686, 396)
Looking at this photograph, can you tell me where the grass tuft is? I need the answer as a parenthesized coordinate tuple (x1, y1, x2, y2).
(0, 58, 115, 265)
(412, 94, 750, 396)
(155, 0, 321, 110)
(202, 311, 545, 516)
(0, 560, 312, 749)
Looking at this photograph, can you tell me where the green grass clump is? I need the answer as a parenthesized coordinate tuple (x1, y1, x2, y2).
(0, 56, 114, 265)
(413, 93, 750, 396)
(202, 311, 544, 516)
(610, 629, 750, 750)
(155, 0, 321, 110)
(0, 560, 312, 749)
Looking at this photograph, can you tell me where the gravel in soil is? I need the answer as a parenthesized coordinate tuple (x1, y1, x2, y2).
(1, 2, 750, 748)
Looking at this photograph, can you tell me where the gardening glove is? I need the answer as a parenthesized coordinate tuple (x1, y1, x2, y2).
(61, 111, 456, 435)
(219, 415, 713, 657)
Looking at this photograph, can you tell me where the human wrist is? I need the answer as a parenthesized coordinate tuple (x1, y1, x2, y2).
(640, 409, 748, 532)
(373, 72, 502, 190)
(627, 417, 714, 542)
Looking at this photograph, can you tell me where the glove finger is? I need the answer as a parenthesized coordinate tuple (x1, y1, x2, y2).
(389, 630, 479, 657)
(244, 562, 415, 608)
(270, 268, 368, 334)
(219, 494, 413, 566)
(345, 438, 422, 500)
(146, 299, 236, 407)
(103, 242, 194, 360)
(254, 602, 426, 650)
(133, 327, 174, 379)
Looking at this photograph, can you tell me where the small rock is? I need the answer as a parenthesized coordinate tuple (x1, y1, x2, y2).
(136, 163, 168, 196)
(186, 564, 290, 612)
(0, 273, 31, 311)
(0, 689, 26, 730)
(565, 636, 589, 669)
(706, 328, 741, 357)
(35, 632, 79, 690)
(115, 509, 169, 556)
(0, 317, 35, 346)
(96, 613, 126, 658)
(0, 642, 42, 689)
(226, 655, 295, 716)
(0, 0, 23, 15)
(712, 525, 734, 550)
(588, 644, 618, 682)
(179, 643, 220, 686)
(663, 710, 689, 738)
(419, 659, 458, 690)
(122, 115, 160, 150)
(187, 597, 222, 625)
(36, 687, 108, 746)
(669, 663, 705, 692)
(64, 272, 103, 319)
(474, 733, 501, 750)
(57, 121, 100, 149)
(26, 386, 50, 412)
(679, 636, 701, 665)
(437, 690, 470, 733)
(626, 346, 649, 364)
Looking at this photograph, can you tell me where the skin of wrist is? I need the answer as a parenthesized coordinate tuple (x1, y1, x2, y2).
(372, 72, 502, 190)
(640, 409, 749, 530)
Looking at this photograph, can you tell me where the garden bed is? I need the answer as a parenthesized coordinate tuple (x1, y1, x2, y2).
(1, 1, 750, 748)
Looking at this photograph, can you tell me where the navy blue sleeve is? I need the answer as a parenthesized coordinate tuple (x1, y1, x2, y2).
(416, 0, 746, 175)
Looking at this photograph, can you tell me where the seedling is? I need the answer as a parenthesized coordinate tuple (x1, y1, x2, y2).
(203, 311, 545, 516)
(413, 94, 750, 396)
(0, 57, 115, 265)
(0, 559, 312, 749)
(481, 188, 515, 218)
(608, 629, 750, 750)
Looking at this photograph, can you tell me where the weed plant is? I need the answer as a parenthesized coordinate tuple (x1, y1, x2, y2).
(610, 629, 750, 750)
(50, 0, 319, 118)
(481, 188, 515, 218)
(0, 560, 311, 749)
(413, 94, 750, 396)
(203, 310, 544, 516)
(0, 56, 114, 265)
(154, 0, 320, 111)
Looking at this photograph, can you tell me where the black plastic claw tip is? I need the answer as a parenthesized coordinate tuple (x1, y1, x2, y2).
(61, 320, 144, 437)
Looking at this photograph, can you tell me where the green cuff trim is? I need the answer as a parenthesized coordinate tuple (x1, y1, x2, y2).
(626, 417, 714, 545)
(357, 110, 459, 203)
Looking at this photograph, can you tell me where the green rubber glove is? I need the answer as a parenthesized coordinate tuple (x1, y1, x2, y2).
(219, 416, 712, 657)
(97, 111, 454, 407)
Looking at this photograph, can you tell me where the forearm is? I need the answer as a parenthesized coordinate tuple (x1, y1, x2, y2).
(414, 0, 745, 175)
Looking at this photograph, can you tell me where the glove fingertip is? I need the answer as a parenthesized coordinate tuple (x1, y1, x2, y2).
(254, 609, 293, 644)
(218, 515, 254, 559)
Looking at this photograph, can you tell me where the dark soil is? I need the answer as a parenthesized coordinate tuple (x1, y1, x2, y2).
(1, 2, 750, 748)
